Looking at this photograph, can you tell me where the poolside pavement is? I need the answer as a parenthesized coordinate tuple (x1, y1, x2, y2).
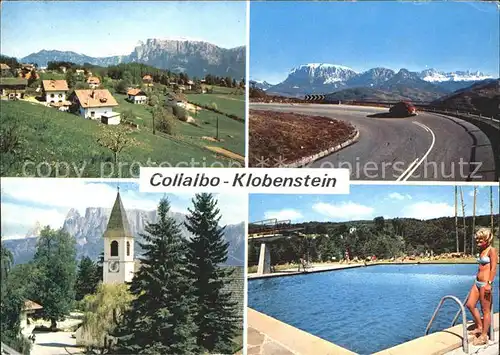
(247, 308, 357, 355)
(445, 330, 499, 355)
(374, 313, 499, 355)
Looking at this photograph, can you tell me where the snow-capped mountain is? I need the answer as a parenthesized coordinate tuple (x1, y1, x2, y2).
(264, 63, 495, 99)
(266, 63, 358, 96)
(3, 207, 245, 266)
(289, 63, 358, 84)
(250, 80, 273, 91)
(345, 67, 395, 87)
(419, 69, 493, 82)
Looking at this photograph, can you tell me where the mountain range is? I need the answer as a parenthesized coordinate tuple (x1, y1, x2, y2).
(431, 78, 500, 118)
(3, 207, 245, 266)
(264, 63, 496, 101)
(19, 38, 246, 79)
(250, 80, 273, 91)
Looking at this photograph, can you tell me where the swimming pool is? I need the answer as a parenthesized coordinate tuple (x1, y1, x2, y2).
(248, 264, 499, 354)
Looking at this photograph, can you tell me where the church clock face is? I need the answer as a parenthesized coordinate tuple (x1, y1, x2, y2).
(108, 261, 120, 273)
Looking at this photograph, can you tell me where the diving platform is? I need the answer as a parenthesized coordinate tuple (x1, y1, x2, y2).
(248, 219, 306, 275)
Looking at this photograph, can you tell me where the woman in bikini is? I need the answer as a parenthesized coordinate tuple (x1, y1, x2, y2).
(466, 228, 498, 346)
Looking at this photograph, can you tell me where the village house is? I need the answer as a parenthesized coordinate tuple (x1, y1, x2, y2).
(0, 63, 11, 76)
(72, 89, 121, 124)
(0, 78, 27, 99)
(186, 80, 194, 90)
(42, 79, 69, 104)
(16, 63, 39, 80)
(59, 66, 68, 73)
(87, 76, 101, 89)
(75, 69, 85, 75)
(166, 93, 187, 108)
(142, 74, 153, 86)
(127, 88, 148, 104)
(21, 63, 35, 72)
(20, 300, 43, 336)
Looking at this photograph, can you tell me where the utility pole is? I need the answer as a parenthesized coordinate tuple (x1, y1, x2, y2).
(491, 185, 494, 234)
(455, 186, 459, 253)
(216, 115, 219, 141)
(459, 187, 467, 254)
(472, 186, 477, 255)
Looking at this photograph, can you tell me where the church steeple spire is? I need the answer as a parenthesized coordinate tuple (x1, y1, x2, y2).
(104, 189, 132, 239)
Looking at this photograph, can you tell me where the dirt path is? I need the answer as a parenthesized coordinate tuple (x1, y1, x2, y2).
(31, 331, 84, 355)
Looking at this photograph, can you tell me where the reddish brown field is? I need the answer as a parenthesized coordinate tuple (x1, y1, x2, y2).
(249, 110, 355, 167)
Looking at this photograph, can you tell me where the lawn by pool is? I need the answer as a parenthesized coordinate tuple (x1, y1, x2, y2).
(248, 264, 499, 355)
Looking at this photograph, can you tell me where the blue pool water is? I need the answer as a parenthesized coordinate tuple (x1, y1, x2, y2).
(248, 264, 499, 354)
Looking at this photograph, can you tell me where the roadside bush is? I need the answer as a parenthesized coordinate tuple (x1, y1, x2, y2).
(154, 107, 176, 135)
(121, 109, 135, 122)
(172, 105, 187, 122)
(115, 80, 129, 94)
(74, 82, 87, 90)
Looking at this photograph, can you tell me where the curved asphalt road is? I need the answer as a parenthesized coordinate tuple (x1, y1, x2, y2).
(250, 103, 496, 181)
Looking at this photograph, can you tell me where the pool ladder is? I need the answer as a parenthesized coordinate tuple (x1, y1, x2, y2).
(425, 290, 495, 354)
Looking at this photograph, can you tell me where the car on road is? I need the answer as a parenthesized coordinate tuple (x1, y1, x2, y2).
(389, 101, 417, 117)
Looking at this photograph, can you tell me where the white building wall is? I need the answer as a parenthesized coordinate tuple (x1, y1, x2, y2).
(128, 95, 147, 104)
(80, 106, 114, 120)
(134, 95, 147, 104)
(103, 237, 134, 284)
(106, 116, 121, 125)
(45, 91, 66, 104)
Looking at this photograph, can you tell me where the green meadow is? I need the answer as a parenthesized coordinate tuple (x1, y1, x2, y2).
(0, 100, 239, 177)
(114, 93, 245, 156)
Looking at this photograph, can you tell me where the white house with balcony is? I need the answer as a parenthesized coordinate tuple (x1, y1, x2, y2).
(42, 79, 69, 105)
(127, 88, 148, 104)
(72, 89, 121, 124)
(87, 76, 101, 89)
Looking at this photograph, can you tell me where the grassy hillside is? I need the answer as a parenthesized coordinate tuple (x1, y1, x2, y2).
(186, 93, 244, 119)
(0, 100, 237, 177)
(431, 79, 500, 117)
(114, 93, 245, 156)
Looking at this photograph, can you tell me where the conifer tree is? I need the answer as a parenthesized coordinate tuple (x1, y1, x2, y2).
(111, 198, 198, 354)
(33, 227, 77, 330)
(74, 256, 100, 301)
(185, 193, 240, 353)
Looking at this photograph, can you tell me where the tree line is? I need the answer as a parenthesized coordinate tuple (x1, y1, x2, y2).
(1, 193, 241, 354)
(44, 61, 244, 90)
(248, 213, 500, 267)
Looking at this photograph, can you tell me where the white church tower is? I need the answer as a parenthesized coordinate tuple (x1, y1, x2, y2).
(103, 188, 135, 284)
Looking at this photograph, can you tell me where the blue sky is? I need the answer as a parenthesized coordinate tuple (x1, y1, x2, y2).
(249, 185, 499, 223)
(250, 1, 500, 84)
(1, 179, 246, 240)
(1, 1, 246, 58)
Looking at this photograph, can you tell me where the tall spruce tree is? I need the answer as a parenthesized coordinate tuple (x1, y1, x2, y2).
(33, 227, 77, 330)
(74, 256, 101, 301)
(111, 198, 198, 354)
(185, 193, 240, 353)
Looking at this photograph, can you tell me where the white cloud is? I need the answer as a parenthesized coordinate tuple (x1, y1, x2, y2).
(468, 189, 481, 197)
(312, 202, 374, 220)
(388, 192, 412, 200)
(1, 179, 157, 213)
(1, 202, 67, 239)
(264, 209, 303, 221)
(0, 180, 246, 238)
(401, 201, 455, 220)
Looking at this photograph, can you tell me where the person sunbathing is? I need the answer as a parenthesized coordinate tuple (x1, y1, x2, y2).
(466, 228, 498, 346)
